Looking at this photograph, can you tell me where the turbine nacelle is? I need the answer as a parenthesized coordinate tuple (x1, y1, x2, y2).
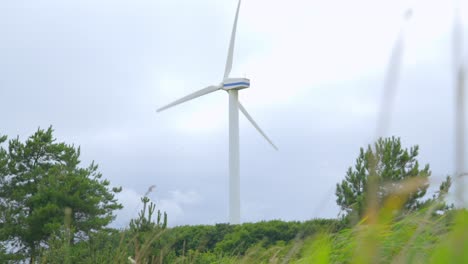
(222, 77, 250, 91)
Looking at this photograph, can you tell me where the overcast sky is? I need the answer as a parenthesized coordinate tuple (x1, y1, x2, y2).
(1, 0, 467, 227)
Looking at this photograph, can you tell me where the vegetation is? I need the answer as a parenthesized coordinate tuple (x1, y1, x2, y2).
(0, 127, 122, 263)
(34, 207, 468, 264)
(335, 137, 451, 223)
(0, 130, 465, 263)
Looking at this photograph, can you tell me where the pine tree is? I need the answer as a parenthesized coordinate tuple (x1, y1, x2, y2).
(129, 196, 167, 233)
(335, 137, 431, 222)
(0, 127, 122, 263)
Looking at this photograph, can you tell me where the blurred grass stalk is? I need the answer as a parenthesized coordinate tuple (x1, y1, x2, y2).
(64, 207, 72, 264)
(453, 0, 466, 208)
(375, 8, 412, 138)
(371, 7, 413, 224)
(364, 7, 412, 259)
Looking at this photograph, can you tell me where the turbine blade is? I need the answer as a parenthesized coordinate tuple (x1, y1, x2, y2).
(223, 0, 241, 79)
(238, 101, 278, 151)
(157, 85, 220, 112)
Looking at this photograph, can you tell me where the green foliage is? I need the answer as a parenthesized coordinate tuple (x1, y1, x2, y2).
(336, 137, 432, 221)
(136, 218, 338, 262)
(27, 206, 468, 264)
(155, 223, 235, 256)
(129, 196, 167, 233)
(430, 210, 468, 263)
(0, 127, 122, 262)
(40, 227, 129, 264)
(127, 196, 168, 263)
(293, 234, 331, 264)
(425, 176, 454, 213)
(325, 210, 452, 263)
(0, 243, 10, 263)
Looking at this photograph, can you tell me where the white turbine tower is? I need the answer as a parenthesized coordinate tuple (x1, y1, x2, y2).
(157, 0, 277, 224)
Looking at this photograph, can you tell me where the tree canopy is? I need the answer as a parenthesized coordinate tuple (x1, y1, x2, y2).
(335, 137, 436, 222)
(0, 127, 122, 263)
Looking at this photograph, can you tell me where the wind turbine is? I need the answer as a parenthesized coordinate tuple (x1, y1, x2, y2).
(157, 0, 277, 224)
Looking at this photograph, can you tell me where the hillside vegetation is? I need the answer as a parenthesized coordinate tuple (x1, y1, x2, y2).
(37, 207, 467, 263)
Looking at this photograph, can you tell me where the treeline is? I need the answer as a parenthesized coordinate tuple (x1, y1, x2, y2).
(36, 216, 345, 263)
(153, 218, 342, 257)
(39, 208, 464, 263)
